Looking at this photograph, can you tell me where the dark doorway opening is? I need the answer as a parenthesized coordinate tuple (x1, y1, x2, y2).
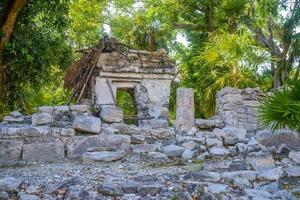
(116, 88, 137, 125)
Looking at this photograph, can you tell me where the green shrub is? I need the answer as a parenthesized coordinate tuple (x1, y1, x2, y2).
(258, 80, 300, 132)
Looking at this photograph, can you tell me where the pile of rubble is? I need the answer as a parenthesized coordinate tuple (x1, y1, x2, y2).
(0, 87, 300, 199)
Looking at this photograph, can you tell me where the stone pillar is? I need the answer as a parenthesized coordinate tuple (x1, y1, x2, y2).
(175, 88, 194, 132)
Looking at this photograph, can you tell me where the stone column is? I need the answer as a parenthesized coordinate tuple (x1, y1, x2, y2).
(175, 88, 194, 132)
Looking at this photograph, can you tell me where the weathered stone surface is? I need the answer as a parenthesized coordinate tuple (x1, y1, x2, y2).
(132, 144, 161, 154)
(38, 106, 54, 113)
(233, 177, 252, 189)
(31, 113, 53, 125)
(67, 135, 130, 158)
(289, 151, 300, 164)
(131, 134, 145, 144)
(206, 138, 223, 147)
(244, 189, 272, 199)
(97, 183, 122, 196)
(100, 106, 123, 123)
(246, 154, 275, 171)
(83, 151, 125, 162)
(18, 192, 40, 200)
(147, 152, 168, 160)
(54, 106, 69, 114)
(0, 177, 21, 192)
(175, 88, 194, 132)
(3, 111, 24, 123)
(150, 128, 175, 140)
(181, 149, 194, 160)
(186, 171, 221, 182)
(72, 115, 101, 134)
(0, 191, 9, 200)
(162, 144, 185, 157)
(207, 183, 228, 194)
(138, 184, 161, 196)
(69, 105, 89, 113)
(181, 141, 198, 150)
(0, 140, 23, 161)
(221, 171, 257, 181)
(195, 118, 224, 129)
(213, 127, 247, 142)
(65, 185, 90, 200)
(258, 167, 284, 181)
(286, 166, 300, 177)
(209, 146, 230, 156)
(22, 141, 64, 162)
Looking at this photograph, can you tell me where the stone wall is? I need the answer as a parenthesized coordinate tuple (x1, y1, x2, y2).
(215, 87, 264, 132)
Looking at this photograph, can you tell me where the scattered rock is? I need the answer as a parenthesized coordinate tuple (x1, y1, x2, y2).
(246, 154, 275, 171)
(131, 134, 145, 144)
(206, 138, 223, 147)
(195, 118, 224, 130)
(147, 152, 168, 160)
(138, 184, 161, 196)
(258, 167, 284, 181)
(209, 146, 230, 156)
(31, 113, 53, 125)
(100, 106, 123, 123)
(286, 166, 300, 177)
(289, 151, 300, 164)
(150, 128, 175, 140)
(82, 151, 126, 162)
(0, 191, 9, 200)
(72, 115, 101, 134)
(0, 177, 21, 192)
(181, 141, 198, 150)
(132, 144, 161, 154)
(181, 149, 194, 160)
(162, 144, 185, 157)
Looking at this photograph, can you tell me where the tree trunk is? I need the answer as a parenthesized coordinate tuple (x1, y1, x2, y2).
(0, 0, 27, 102)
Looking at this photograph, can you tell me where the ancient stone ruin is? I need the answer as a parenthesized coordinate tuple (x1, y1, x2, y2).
(0, 39, 300, 199)
(64, 37, 176, 128)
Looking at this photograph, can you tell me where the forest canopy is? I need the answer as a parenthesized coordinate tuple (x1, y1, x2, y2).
(0, 0, 299, 118)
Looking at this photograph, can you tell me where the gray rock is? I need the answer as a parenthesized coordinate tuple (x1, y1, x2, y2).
(69, 105, 89, 113)
(214, 127, 247, 142)
(120, 181, 138, 194)
(207, 183, 228, 194)
(68, 134, 130, 158)
(38, 106, 54, 113)
(258, 167, 284, 181)
(175, 88, 194, 132)
(209, 146, 230, 156)
(54, 106, 69, 114)
(22, 141, 65, 162)
(132, 144, 161, 154)
(289, 151, 300, 164)
(18, 192, 39, 200)
(221, 171, 257, 181)
(147, 152, 168, 160)
(246, 154, 275, 171)
(72, 115, 101, 134)
(3, 112, 24, 123)
(187, 171, 221, 182)
(162, 144, 185, 157)
(260, 183, 279, 194)
(181, 141, 198, 150)
(97, 183, 122, 197)
(31, 113, 53, 125)
(26, 185, 43, 195)
(150, 119, 168, 129)
(223, 137, 239, 146)
(273, 190, 297, 200)
(195, 118, 224, 129)
(233, 177, 252, 189)
(0, 140, 23, 161)
(245, 189, 272, 199)
(286, 166, 300, 177)
(0, 191, 9, 200)
(206, 138, 223, 147)
(196, 152, 209, 161)
(138, 184, 161, 196)
(131, 134, 145, 144)
(82, 151, 125, 162)
(0, 177, 21, 192)
(150, 128, 175, 140)
(65, 185, 90, 200)
(181, 149, 194, 160)
(100, 106, 123, 123)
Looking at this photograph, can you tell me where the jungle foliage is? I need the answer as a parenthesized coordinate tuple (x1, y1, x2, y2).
(0, 0, 300, 121)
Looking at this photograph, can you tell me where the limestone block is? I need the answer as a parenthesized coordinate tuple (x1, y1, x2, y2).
(67, 134, 130, 158)
(82, 151, 126, 162)
(73, 115, 101, 134)
(69, 105, 89, 113)
(38, 106, 54, 113)
(22, 141, 65, 162)
(31, 113, 53, 125)
(100, 106, 123, 123)
(175, 88, 194, 132)
(0, 140, 23, 161)
(162, 144, 185, 157)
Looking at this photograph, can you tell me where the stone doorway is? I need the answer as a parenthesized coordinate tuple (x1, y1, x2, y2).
(116, 88, 138, 125)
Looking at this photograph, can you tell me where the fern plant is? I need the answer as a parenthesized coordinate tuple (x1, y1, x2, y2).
(259, 80, 300, 132)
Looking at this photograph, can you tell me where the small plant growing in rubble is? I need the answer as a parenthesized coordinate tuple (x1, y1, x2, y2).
(89, 104, 101, 117)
